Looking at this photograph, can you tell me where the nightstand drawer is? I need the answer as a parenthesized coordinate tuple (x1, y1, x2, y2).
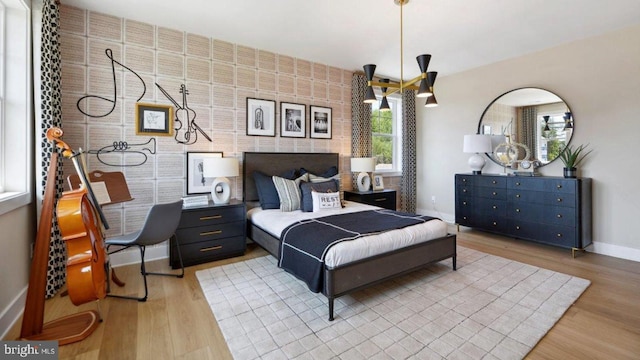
(344, 189, 396, 210)
(172, 236, 246, 268)
(175, 220, 245, 245)
(178, 206, 244, 228)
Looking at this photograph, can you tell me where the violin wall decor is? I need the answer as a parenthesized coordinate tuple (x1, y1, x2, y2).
(156, 82, 212, 145)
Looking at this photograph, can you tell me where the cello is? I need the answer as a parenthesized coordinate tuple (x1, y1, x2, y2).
(49, 128, 110, 305)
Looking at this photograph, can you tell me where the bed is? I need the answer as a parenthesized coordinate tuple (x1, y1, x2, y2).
(243, 152, 456, 320)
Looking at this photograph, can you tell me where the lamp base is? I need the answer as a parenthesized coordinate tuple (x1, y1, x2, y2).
(211, 177, 231, 204)
(356, 172, 371, 192)
(468, 154, 486, 175)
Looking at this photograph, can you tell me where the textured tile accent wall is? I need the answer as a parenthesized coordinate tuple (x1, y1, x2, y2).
(59, 5, 353, 236)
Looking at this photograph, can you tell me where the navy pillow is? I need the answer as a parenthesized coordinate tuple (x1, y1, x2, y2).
(299, 180, 338, 212)
(299, 166, 338, 178)
(254, 170, 298, 209)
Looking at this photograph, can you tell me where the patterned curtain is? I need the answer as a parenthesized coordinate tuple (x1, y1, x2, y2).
(521, 106, 537, 159)
(351, 73, 372, 188)
(401, 89, 417, 213)
(40, 0, 66, 297)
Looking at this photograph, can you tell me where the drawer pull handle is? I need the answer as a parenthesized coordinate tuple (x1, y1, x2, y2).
(557, 233, 563, 237)
(515, 182, 521, 186)
(557, 184, 562, 189)
(463, 201, 467, 205)
(375, 198, 387, 202)
(557, 198, 562, 202)
(516, 208, 520, 213)
(516, 194, 521, 198)
(557, 214, 562, 218)
(463, 216, 467, 220)
(462, 178, 467, 182)
(492, 180, 497, 184)
(516, 226, 520, 230)
(200, 230, 222, 236)
(200, 245, 222, 252)
(492, 191, 497, 196)
(492, 222, 497, 226)
(200, 215, 222, 220)
(492, 205, 497, 209)
(463, 189, 467, 193)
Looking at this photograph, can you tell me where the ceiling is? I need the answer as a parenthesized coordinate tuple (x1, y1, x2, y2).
(61, 0, 640, 80)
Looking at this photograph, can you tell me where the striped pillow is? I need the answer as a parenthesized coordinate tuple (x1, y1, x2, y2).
(272, 173, 308, 212)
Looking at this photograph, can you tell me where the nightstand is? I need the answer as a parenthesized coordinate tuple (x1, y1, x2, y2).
(344, 189, 397, 210)
(170, 199, 246, 269)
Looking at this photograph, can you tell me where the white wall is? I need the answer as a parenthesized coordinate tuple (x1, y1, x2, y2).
(417, 24, 640, 261)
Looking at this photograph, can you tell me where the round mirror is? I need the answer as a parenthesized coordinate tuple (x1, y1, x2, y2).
(478, 88, 573, 167)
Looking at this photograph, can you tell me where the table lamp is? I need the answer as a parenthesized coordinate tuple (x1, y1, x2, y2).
(202, 157, 239, 204)
(350, 157, 375, 192)
(463, 134, 492, 174)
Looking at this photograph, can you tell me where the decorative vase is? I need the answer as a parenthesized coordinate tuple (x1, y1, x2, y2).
(563, 167, 577, 178)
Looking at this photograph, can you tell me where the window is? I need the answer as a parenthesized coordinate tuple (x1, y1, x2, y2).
(0, 0, 32, 215)
(537, 112, 568, 164)
(371, 95, 402, 174)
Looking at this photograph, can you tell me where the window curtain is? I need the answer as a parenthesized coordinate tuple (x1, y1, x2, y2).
(351, 73, 372, 188)
(520, 106, 537, 159)
(401, 89, 417, 213)
(40, 0, 66, 298)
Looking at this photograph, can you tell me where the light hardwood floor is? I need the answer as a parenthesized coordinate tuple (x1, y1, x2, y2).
(5, 228, 640, 359)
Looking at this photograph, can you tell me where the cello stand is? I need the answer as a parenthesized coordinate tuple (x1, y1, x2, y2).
(21, 310, 101, 346)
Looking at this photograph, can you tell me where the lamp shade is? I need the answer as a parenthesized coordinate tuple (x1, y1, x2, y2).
(202, 157, 239, 178)
(463, 134, 492, 154)
(350, 157, 375, 172)
(202, 157, 239, 204)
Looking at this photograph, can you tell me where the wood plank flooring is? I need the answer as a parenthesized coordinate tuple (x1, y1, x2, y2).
(5, 227, 640, 359)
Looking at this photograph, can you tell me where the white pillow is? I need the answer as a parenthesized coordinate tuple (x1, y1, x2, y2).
(272, 173, 308, 212)
(312, 191, 341, 212)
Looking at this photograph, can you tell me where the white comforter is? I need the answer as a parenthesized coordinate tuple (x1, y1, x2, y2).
(248, 201, 448, 268)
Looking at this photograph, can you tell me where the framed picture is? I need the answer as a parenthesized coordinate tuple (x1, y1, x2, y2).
(186, 151, 223, 195)
(246, 98, 276, 136)
(280, 102, 306, 138)
(372, 174, 385, 191)
(135, 103, 173, 136)
(310, 105, 332, 139)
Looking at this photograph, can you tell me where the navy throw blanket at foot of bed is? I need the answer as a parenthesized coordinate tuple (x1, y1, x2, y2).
(278, 209, 438, 292)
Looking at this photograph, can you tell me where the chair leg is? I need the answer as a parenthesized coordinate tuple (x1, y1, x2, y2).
(107, 245, 148, 302)
(145, 235, 184, 278)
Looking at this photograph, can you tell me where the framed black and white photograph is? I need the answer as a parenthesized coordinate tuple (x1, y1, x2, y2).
(310, 105, 332, 139)
(186, 151, 223, 195)
(372, 174, 385, 191)
(135, 103, 173, 136)
(246, 98, 276, 136)
(280, 102, 306, 138)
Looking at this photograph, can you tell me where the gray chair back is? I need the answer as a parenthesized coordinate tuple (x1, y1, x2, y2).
(135, 200, 183, 246)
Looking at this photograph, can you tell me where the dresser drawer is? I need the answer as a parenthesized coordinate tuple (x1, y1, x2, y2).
(475, 176, 506, 188)
(542, 207, 576, 227)
(179, 206, 245, 228)
(344, 190, 396, 210)
(476, 186, 507, 200)
(540, 226, 577, 248)
(506, 202, 543, 223)
(456, 175, 474, 186)
(176, 220, 245, 245)
(507, 189, 545, 204)
(508, 177, 545, 191)
(544, 179, 577, 194)
(506, 220, 540, 240)
(543, 192, 576, 207)
(172, 236, 246, 268)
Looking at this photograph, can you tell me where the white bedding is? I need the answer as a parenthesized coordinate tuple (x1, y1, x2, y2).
(248, 201, 448, 268)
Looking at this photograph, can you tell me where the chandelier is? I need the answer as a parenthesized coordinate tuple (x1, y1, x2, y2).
(363, 0, 438, 109)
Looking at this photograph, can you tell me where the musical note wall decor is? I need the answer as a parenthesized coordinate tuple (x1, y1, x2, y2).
(76, 48, 147, 118)
(156, 82, 212, 145)
(87, 138, 156, 167)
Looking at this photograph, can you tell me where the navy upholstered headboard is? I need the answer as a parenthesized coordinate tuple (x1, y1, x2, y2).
(242, 152, 339, 202)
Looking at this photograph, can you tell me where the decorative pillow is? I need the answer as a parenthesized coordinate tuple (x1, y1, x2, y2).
(253, 170, 296, 209)
(312, 191, 341, 212)
(272, 173, 309, 212)
(300, 166, 338, 178)
(300, 180, 338, 212)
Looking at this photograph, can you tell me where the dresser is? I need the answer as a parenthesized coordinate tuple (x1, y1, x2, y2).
(170, 200, 246, 269)
(455, 174, 592, 252)
(344, 189, 397, 210)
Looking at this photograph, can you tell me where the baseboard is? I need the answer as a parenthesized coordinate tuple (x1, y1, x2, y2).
(109, 243, 169, 268)
(590, 241, 640, 262)
(0, 286, 27, 341)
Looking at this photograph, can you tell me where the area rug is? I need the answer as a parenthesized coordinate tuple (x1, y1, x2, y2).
(196, 247, 589, 359)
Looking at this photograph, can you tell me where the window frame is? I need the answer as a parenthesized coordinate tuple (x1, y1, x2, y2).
(371, 94, 403, 176)
(0, 0, 33, 215)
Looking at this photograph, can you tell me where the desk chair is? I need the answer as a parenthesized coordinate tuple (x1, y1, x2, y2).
(106, 200, 184, 301)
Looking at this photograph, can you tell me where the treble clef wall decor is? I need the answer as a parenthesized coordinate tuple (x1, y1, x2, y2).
(87, 138, 156, 167)
(155, 82, 212, 145)
(76, 48, 147, 118)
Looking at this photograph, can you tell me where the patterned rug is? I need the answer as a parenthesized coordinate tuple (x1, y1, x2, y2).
(196, 247, 589, 359)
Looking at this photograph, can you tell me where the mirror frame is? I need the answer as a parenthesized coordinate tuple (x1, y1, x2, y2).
(478, 87, 574, 168)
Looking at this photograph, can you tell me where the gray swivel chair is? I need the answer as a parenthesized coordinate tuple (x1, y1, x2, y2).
(106, 200, 184, 301)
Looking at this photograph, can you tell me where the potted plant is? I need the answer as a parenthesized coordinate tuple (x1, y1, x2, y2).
(559, 144, 592, 178)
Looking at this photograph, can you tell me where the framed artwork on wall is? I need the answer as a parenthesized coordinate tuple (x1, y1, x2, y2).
(246, 98, 276, 136)
(135, 103, 173, 136)
(186, 151, 223, 195)
(280, 102, 306, 138)
(310, 105, 332, 139)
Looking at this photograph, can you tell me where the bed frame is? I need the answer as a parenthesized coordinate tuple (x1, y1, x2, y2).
(243, 152, 457, 320)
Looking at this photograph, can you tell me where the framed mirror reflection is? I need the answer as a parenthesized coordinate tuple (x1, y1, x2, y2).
(478, 87, 574, 167)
